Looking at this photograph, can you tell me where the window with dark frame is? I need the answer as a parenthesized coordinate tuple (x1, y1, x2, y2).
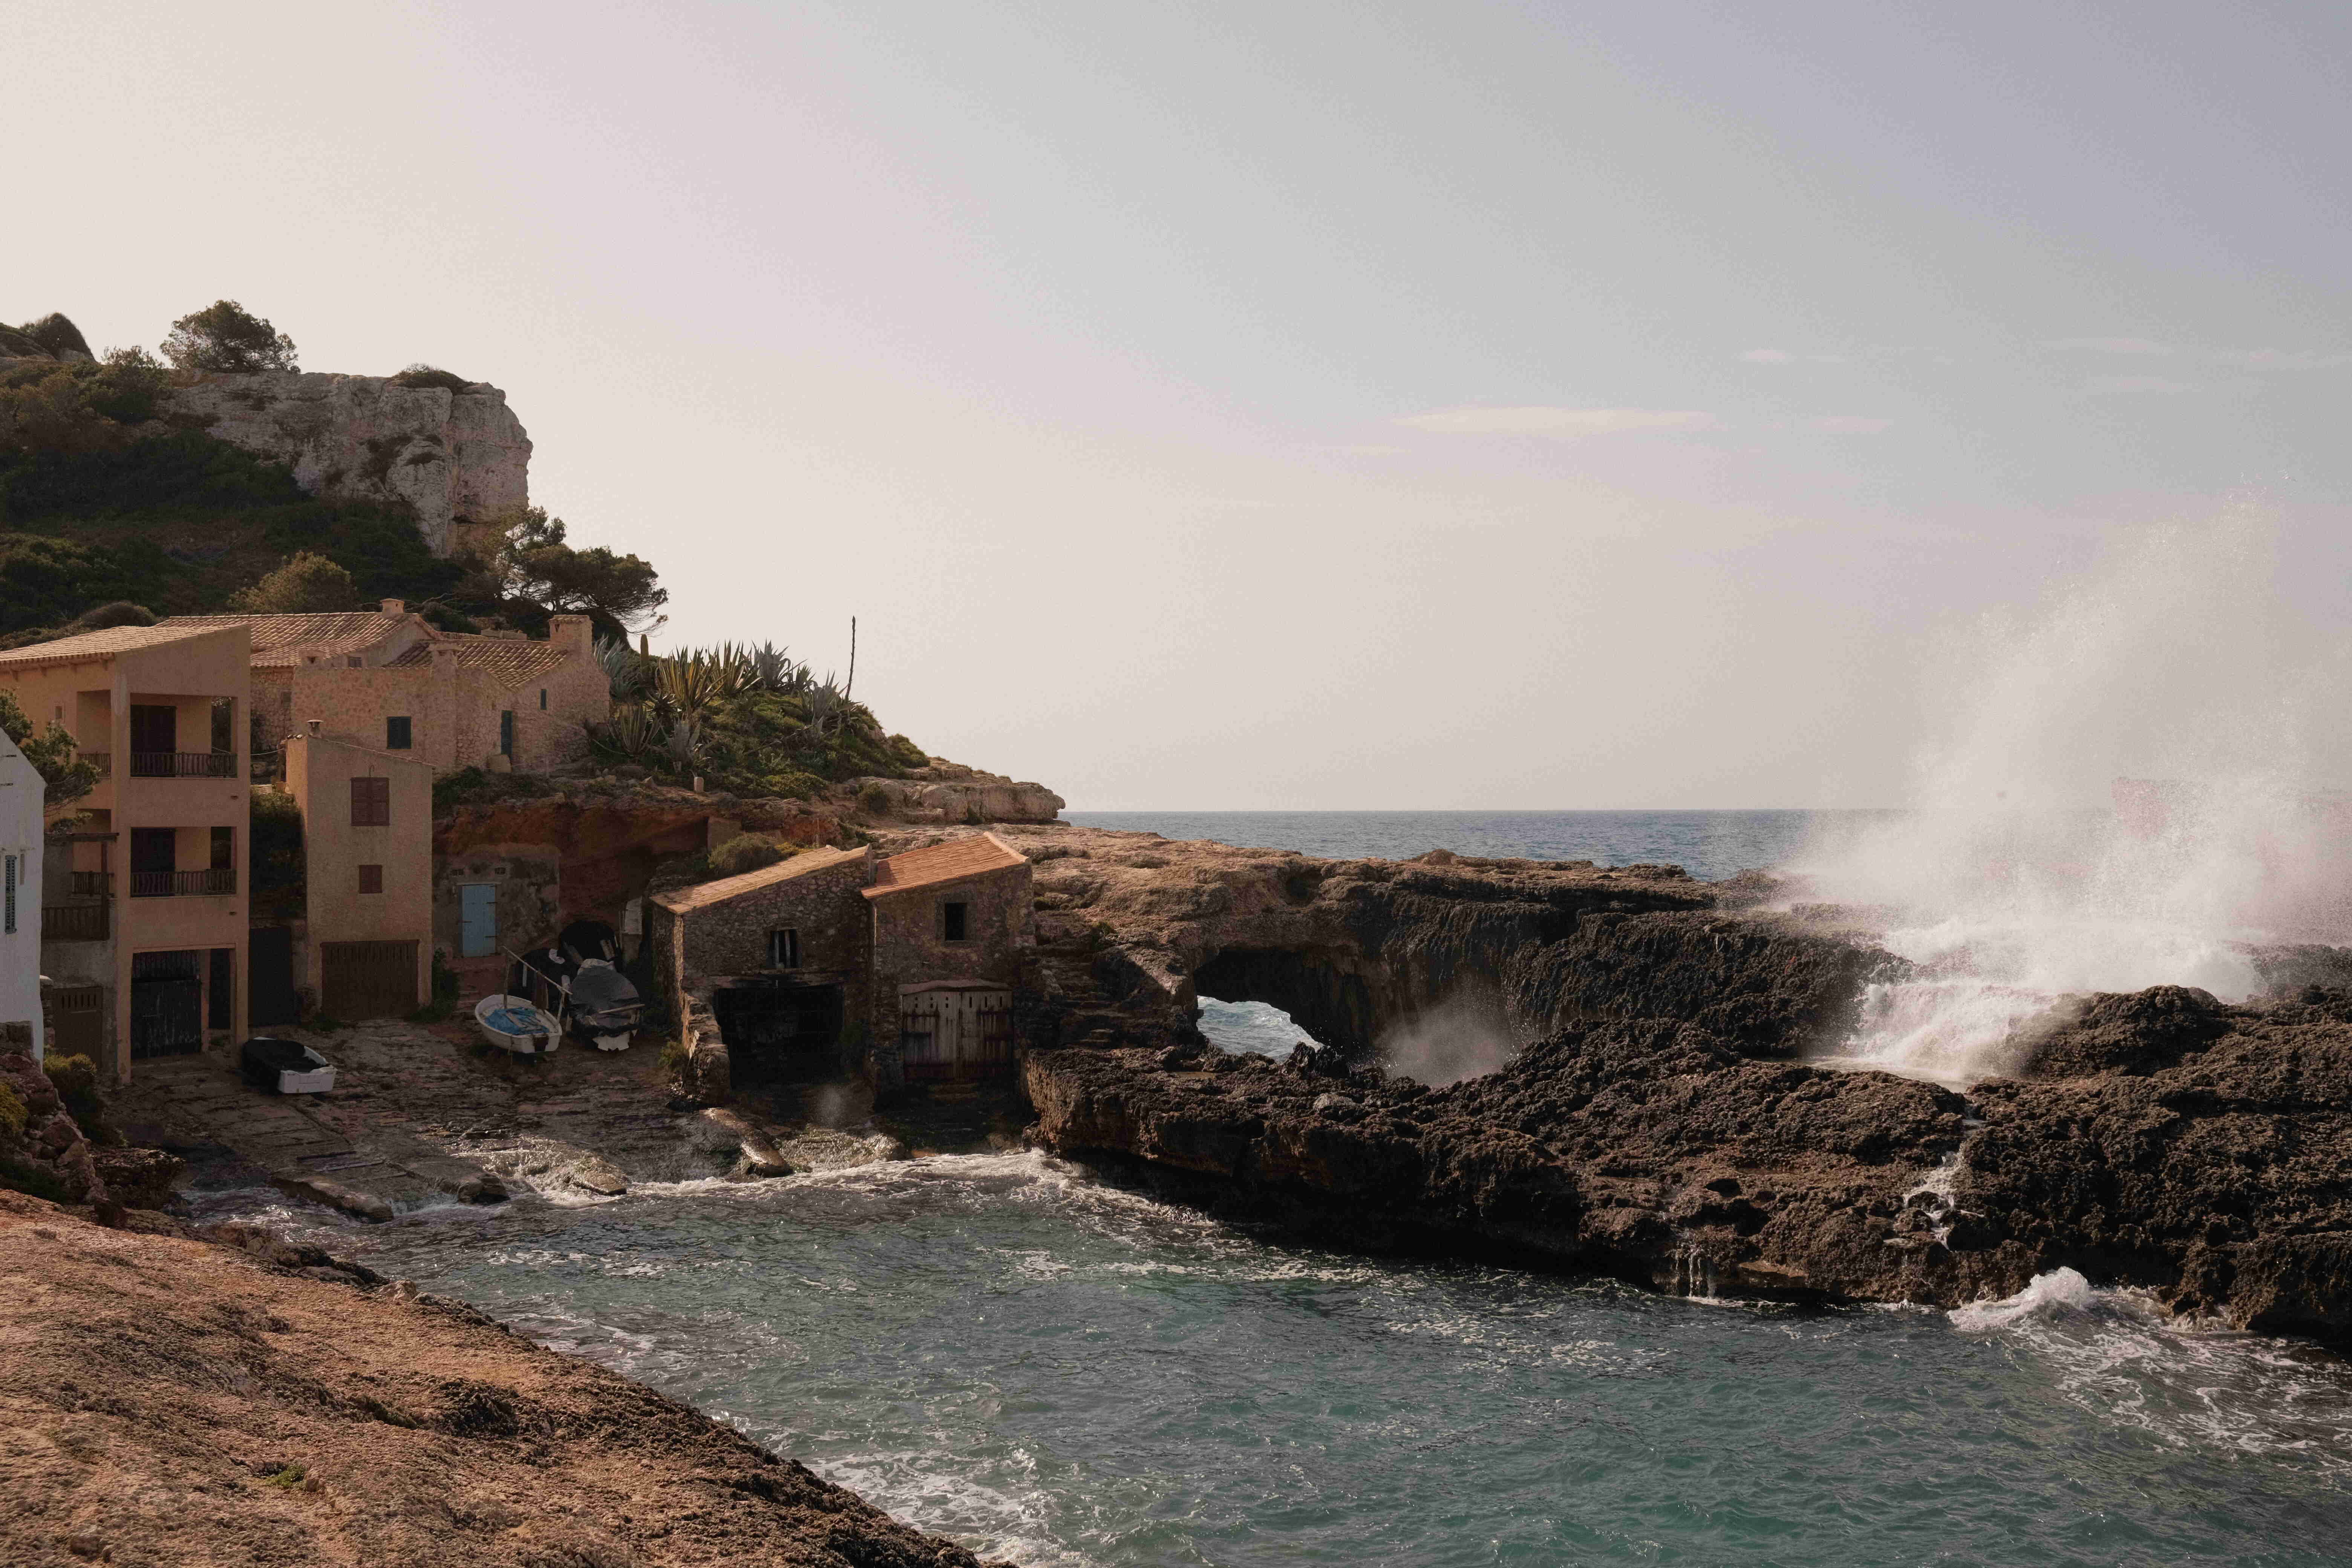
(942, 900, 970, 942)
(767, 927, 801, 968)
(386, 716, 412, 750)
(358, 864, 384, 894)
(4, 853, 15, 934)
(500, 710, 515, 756)
(210, 827, 234, 869)
(351, 776, 390, 826)
(539, 688, 548, 710)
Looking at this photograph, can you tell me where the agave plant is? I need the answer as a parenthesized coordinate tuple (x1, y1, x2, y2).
(595, 637, 651, 703)
(802, 676, 844, 736)
(585, 703, 660, 764)
(654, 654, 726, 721)
(748, 640, 806, 694)
(660, 715, 702, 775)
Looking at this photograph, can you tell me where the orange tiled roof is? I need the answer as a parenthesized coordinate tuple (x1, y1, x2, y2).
(161, 611, 409, 668)
(384, 633, 571, 686)
(652, 845, 871, 914)
(863, 832, 1026, 899)
(0, 622, 234, 666)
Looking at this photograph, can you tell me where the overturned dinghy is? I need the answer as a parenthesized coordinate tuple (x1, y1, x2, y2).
(567, 959, 643, 1052)
(475, 993, 562, 1056)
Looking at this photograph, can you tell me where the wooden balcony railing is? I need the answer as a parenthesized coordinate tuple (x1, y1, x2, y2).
(129, 868, 235, 898)
(42, 903, 108, 942)
(69, 871, 111, 897)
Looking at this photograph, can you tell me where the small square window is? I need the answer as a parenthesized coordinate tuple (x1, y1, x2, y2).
(768, 928, 801, 968)
(942, 900, 970, 942)
(386, 716, 412, 750)
(358, 864, 384, 894)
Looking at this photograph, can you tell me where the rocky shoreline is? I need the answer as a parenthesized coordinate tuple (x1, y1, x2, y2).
(0, 1190, 1011, 1567)
(1010, 835, 2352, 1339)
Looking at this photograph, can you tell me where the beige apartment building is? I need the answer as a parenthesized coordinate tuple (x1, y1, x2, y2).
(282, 728, 435, 1018)
(0, 623, 251, 1078)
(162, 602, 608, 776)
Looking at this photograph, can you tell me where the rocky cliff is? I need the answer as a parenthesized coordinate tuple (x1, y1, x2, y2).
(163, 370, 530, 555)
(1004, 830, 2352, 1337)
(979, 826, 1880, 1056)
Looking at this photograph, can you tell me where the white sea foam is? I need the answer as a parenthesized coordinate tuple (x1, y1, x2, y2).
(1951, 1269, 2352, 1472)
(1799, 508, 2352, 1083)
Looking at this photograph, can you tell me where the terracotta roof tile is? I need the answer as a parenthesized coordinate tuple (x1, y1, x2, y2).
(385, 634, 571, 686)
(863, 832, 1027, 899)
(161, 611, 410, 668)
(652, 845, 872, 914)
(0, 623, 235, 666)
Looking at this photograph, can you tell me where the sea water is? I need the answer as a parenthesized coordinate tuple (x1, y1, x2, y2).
(234, 1156, 2352, 1568)
(222, 810, 2352, 1563)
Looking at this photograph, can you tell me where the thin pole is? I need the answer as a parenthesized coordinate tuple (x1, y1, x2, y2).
(845, 616, 857, 700)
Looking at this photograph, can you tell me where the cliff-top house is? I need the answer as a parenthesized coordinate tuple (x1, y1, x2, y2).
(159, 602, 608, 777)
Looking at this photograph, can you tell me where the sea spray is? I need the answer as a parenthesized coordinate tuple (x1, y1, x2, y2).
(1799, 507, 2352, 1082)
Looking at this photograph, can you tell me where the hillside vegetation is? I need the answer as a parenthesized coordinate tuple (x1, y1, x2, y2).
(2, 305, 937, 796)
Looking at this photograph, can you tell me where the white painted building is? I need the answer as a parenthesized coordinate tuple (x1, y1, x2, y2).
(0, 728, 43, 1059)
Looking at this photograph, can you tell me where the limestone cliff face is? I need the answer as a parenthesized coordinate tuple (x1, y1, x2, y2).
(164, 371, 530, 555)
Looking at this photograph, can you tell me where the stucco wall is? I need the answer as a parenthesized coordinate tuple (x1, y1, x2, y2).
(285, 733, 434, 1006)
(0, 735, 44, 1055)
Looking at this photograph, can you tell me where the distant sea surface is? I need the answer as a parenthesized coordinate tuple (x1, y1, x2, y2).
(1065, 809, 1862, 883)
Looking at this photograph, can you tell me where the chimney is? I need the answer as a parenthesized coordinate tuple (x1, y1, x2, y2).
(306, 720, 322, 736)
(549, 614, 594, 654)
(380, 598, 406, 616)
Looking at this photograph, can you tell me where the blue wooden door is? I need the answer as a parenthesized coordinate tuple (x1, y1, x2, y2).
(459, 883, 498, 957)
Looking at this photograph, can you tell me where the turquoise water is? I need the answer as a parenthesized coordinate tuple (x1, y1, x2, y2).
(279, 1156, 2352, 1568)
(1062, 810, 1857, 883)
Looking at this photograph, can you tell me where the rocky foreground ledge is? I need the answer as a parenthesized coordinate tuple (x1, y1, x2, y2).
(0, 1193, 1008, 1568)
(1024, 986, 2352, 1338)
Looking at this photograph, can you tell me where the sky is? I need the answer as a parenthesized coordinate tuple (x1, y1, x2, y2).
(8, 1, 2349, 808)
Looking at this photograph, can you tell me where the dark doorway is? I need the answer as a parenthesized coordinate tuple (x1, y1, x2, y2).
(130, 950, 203, 1059)
(250, 927, 298, 1025)
(50, 984, 104, 1059)
(130, 703, 176, 754)
(130, 827, 175, 899)
(713, 977, 845, 1083)
(208, 947, 234, 1030)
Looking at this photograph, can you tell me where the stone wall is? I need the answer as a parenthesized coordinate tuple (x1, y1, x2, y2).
(163, 371, 530, 556)
(671, 850, 875, 994)
(868, 863, 1034, 1030)
(433, 847, 562, 966)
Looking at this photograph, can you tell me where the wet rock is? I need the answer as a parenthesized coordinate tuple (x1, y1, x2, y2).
(700, 1106, 792, 1176)
(2016, 985, 2233, 1077)
(271, 1175, 395, 1223)
(87, 1147, 186, 1211)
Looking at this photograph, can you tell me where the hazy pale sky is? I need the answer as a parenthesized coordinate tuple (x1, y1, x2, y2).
(11, 2, 2349, 807)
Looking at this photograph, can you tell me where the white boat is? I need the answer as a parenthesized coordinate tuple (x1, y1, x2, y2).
(474, 993, 562, 1055)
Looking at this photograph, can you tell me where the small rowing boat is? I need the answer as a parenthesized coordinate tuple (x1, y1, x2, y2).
(474, 993, 562, 1055)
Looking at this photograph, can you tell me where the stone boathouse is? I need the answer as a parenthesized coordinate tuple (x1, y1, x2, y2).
(649, 832, 1033, 1088)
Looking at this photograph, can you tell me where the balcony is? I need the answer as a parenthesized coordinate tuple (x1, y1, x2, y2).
(69, 871, 112, 897)
(129, 868, 236, 898)
(127, 751, 237, 779)
(42, 903, 109, 942)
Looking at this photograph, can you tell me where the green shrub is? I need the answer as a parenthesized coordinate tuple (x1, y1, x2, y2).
(160, 300, 296, 373)
(392, 364, 471, 392)
(0, 1080, 26, 1138)
(250, 789, 306, 896)
(230, 550, 356, 613)
(42, 1054, 101, 1127)
(708, 833, 784, 877)
(856, 782, 894, 816)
